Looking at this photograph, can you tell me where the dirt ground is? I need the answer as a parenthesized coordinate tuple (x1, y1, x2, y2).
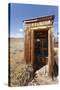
(28, 65, 58, 86)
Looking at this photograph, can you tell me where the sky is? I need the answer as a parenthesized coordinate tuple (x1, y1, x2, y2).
(9, 3, 58, 38)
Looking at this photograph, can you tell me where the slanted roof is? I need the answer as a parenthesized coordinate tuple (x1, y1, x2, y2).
(23, 15, 54, 24)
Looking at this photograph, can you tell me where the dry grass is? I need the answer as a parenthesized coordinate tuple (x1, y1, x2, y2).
(9, 38, 58, 86)
(9, 38, 31, 86)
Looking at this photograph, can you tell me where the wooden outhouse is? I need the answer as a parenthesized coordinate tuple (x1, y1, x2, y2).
(24, 15, 54, 75)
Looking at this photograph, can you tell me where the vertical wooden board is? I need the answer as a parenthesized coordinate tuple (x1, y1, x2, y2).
(31, 30, 34, 64)
(50, 29, 54, 75)
(48, 27, 54, 76)
(48, 29, 51, 75)
(25, 28, 29, 64)
(27, 28, 31, 64)
(25, 29, 27, 63)
(25, 27, 31, 64)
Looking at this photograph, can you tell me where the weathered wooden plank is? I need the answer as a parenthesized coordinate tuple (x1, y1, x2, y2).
(31, 30, 34, 64)
(48, 27, 54, 77)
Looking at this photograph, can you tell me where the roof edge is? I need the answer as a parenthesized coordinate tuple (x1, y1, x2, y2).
(23, 15, 54, 23)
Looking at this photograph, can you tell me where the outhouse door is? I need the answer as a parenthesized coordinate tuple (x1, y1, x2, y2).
(32, 30, 48, 70)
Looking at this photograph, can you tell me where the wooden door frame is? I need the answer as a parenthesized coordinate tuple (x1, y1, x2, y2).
(31, 28, 49, 64)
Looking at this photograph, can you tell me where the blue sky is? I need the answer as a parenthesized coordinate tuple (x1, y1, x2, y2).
(9, 3, 58, 38)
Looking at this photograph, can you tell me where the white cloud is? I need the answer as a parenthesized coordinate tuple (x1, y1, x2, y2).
(19, 28, 23, 32)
